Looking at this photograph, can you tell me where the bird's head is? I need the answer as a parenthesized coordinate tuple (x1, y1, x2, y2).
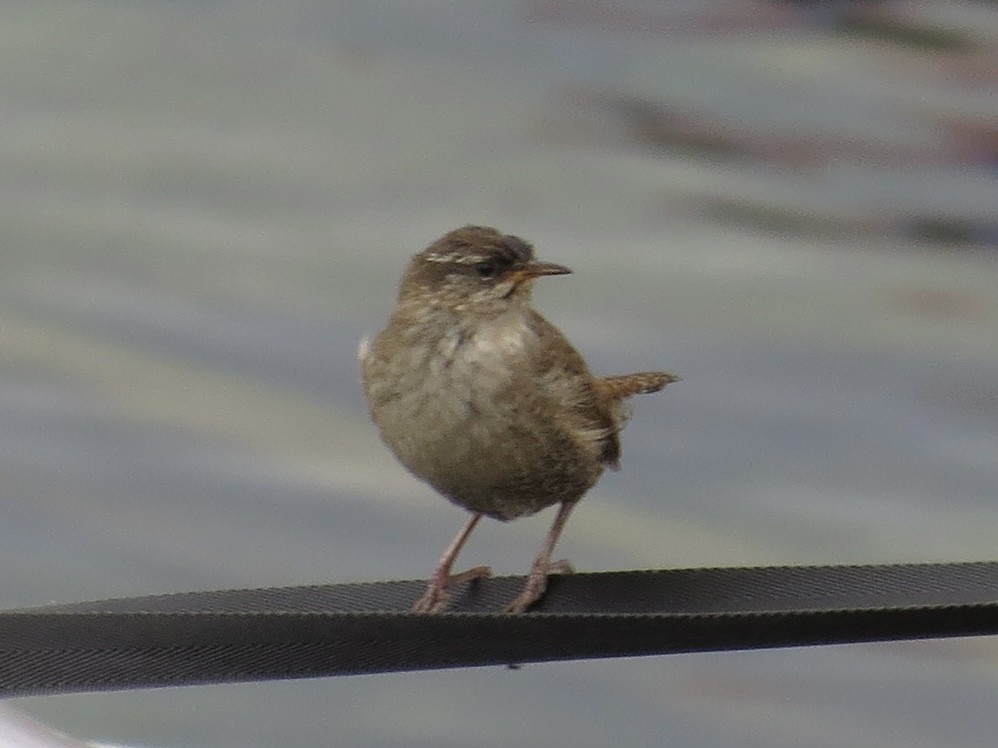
(398, 226, 571, 314)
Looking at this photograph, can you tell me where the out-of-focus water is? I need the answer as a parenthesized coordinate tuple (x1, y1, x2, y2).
(3, 2, 998, 747)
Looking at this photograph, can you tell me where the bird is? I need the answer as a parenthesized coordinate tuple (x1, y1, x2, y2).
(359, 226, 677, 613)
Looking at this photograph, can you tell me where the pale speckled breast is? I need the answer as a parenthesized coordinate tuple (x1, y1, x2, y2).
(360, 311, 606, 520)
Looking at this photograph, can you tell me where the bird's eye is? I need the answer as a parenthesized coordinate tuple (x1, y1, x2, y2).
(475, 262, 498, 280)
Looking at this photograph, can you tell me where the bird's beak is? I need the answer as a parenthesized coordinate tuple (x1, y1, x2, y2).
(509, 261, 572, 283)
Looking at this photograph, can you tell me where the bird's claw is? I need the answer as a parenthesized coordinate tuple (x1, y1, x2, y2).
(506, 558, 574, 613)
(547, 558, 575, 575)
(412, 565, 492, 613)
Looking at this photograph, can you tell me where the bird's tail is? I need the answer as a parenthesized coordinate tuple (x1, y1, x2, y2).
(598, 371, 679, 400)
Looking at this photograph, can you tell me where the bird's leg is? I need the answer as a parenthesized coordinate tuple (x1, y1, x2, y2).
(412, 513, 492, 613)
(506, 501, 578, 613)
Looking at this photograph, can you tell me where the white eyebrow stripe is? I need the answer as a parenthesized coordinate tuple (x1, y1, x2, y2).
(423, 251, 487, 265)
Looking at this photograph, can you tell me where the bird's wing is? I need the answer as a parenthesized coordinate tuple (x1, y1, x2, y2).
(526, 310, 622, 468)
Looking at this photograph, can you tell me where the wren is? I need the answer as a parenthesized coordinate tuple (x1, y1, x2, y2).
(359, 226, 676, 613)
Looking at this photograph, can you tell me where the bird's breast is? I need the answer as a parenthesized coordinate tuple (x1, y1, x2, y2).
(364, 313, 538, 447)
(361, 312, 605, 518)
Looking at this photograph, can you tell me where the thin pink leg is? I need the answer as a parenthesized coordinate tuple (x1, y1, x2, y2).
(412, 513, 492, 613)
(506, 502, 578, 613)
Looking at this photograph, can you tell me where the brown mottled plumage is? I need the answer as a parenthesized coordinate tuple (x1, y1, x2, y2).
(359, 226, 677, 613)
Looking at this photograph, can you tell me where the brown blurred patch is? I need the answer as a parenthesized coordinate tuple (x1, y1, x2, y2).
(882, 285, 990, 321)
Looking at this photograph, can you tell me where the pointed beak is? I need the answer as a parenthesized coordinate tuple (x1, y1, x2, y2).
(509, 260, 572, 283)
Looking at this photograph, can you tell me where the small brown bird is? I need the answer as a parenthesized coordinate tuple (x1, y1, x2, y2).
(359, 226, 676, 613)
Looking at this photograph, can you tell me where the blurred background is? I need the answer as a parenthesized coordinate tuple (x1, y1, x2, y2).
(3, 1, 998, 746)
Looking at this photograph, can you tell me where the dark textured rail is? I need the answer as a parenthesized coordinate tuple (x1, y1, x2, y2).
(3, 562, 998, 697)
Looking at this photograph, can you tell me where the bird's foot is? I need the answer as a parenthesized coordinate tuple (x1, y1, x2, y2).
(412, 565, 493, 613)
(506, 558, 575, 613)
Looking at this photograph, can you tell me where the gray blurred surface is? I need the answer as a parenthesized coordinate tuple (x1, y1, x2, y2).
(3, 2, 998, 747)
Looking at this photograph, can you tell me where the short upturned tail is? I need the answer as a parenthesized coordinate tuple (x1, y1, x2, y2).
(598, 371, 679, 400)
